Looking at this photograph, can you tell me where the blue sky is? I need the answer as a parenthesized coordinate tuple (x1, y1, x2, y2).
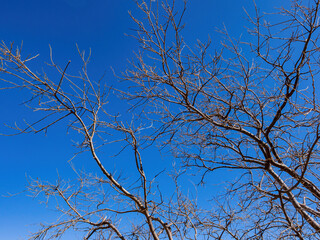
(0, 0, 284, 239)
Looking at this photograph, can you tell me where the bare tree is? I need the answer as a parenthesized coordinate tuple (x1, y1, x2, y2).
(2, 0, 320, 239)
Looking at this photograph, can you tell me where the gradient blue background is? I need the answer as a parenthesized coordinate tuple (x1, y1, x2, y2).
(0, 0, 284, 239)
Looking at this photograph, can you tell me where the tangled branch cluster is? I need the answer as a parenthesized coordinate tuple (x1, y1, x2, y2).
(2, 0, 320, 239)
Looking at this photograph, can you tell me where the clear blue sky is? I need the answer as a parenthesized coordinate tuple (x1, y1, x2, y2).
(0, 0, 284, 239)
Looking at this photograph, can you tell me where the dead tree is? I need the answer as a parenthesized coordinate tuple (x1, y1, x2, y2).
(1, 0, 320, 239)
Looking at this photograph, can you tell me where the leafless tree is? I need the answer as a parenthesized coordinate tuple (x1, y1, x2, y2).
(1, 0, 320, 239)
